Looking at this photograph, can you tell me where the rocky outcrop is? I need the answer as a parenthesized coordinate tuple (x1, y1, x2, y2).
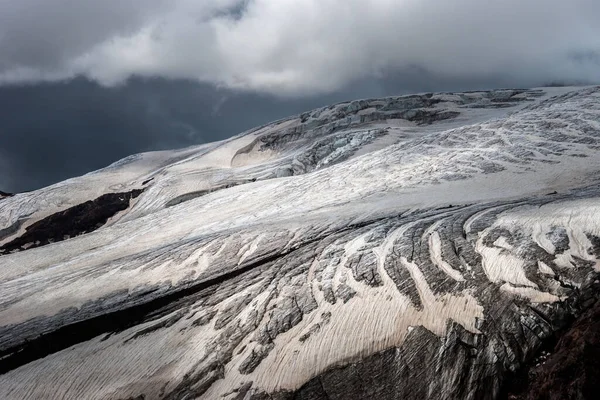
(0, 189, 143, 254)
(503, 299, 600, 400)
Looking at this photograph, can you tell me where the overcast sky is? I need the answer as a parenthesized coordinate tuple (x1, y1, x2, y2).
(1, 0, 599, 192)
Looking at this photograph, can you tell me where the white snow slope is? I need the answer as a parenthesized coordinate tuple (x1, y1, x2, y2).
(1, 86, 600, 399)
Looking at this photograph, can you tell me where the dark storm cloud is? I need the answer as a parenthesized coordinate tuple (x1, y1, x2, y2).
(0, 0, 598, 94)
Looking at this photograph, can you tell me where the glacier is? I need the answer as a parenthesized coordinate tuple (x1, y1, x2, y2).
(1, 86, 600, 399)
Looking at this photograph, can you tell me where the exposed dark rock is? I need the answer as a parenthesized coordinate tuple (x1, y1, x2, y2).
(0, 189, 143, 254)
(503, 297, 600, 400)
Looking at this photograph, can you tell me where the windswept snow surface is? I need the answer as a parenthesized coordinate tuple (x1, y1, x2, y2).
(1, 86, 600, 399)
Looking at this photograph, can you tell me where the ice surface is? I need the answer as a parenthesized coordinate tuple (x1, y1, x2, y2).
(1, 86, 600, 399)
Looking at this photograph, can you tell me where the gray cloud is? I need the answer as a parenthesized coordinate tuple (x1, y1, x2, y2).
(0, 0, 598, 95)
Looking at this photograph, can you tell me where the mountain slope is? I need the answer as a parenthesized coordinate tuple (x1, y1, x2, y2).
(1, 86, 599, 399)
